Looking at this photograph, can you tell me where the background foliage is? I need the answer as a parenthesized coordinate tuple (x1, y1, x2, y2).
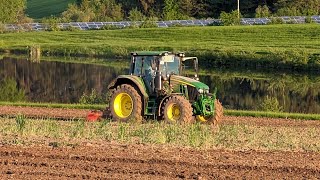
(0, 0, 29, 23)
(3, 0, 316, 23)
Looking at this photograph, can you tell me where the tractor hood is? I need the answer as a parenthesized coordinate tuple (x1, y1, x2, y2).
(170, 75, 209, 90)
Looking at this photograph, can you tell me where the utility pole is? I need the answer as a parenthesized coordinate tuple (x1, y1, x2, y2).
(237, 0, 240, 19)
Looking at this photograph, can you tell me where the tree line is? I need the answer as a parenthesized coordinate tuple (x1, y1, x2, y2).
(0, 0, 319, 23)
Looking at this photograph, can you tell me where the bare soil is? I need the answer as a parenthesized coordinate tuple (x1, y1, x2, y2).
(1, 105, 320, 127)
(0, 105, 89, 119)
(1, 105, 320, 179)
(0, 143, 319, 179)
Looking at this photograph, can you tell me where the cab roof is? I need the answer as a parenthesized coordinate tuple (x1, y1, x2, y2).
(131, 51, 171, 56)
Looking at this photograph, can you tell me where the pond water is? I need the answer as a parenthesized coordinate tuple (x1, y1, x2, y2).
(1, 55, 320, 114)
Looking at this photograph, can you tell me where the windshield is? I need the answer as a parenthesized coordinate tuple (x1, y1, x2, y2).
(159, 55, 180, 77)
(181, 57, 198, 78)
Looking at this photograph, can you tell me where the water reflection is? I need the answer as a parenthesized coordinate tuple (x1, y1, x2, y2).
(202, 70, 320, 113)
(0, 56, 126, 103)
(0, 56, 319, 113)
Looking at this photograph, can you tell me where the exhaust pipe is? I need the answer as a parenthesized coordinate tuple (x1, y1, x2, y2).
(155, 70, 162, 91)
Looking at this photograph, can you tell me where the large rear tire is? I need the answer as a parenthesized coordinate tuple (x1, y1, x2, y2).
(163, 96, 193, 124)
(196, 99, 223, 125)
(110, 84, 143, 122)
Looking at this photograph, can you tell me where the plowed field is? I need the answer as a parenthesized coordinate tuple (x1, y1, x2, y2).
(0, 143, 320, 179)
(1, 105, 320, 179)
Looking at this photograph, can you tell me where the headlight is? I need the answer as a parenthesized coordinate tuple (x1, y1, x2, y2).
(198, 89, 204, 94)
(205, 89, 209, 94)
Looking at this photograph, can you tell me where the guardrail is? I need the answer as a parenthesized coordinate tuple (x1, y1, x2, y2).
(5, 16, 320, 31)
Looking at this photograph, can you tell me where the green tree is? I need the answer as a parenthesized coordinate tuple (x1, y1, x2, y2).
(139, 0, 155, 15)
(62, 0, 124, 22)
(220, 10, 240, 26)
(179, 0, 195, 17)
(0, 0, 27, 23)
(61, 2, 95, 22)
(91, 0, 124, 21)
(129, 8, 146, 21)
(163, 0, 180, 20)
(255, 5, 271, 18)
(275, 0, 320, 16)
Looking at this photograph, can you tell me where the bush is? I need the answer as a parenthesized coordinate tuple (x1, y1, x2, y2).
(169, 22, 184, 27)
(305, 16, 315, 24)
(17, 15, 33, 24)
(41, 16, 62, 31)
(269, 17, 284, 24)
(286, 18, 298, 24)
(260, 96, 283, 112)
(61, 3, 95, 22)
(0, 78, 25, 102)
(140, 17, 158, 28)
(220, 10, 240, 26)
(0, 22, 6, 33)
(63, 25, 81, 31)
(127, 22, 140, 29)
(101, 24, 122, 30)
(79, 89, 105, 104)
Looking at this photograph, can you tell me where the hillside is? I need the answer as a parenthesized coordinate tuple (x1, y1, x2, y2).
(26, 0, 76, 19)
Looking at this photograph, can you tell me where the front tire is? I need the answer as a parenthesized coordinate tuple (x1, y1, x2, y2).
(196, 99, 223, 125)
(163, 96, 193, 124)
(110, 84, 143, 122)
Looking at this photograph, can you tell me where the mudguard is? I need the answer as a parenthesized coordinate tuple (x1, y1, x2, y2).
(108, 75, 149, 114)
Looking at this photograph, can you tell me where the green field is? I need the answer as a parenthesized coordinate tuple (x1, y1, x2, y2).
(1, 24, 320, 70)
(26, 0, 76, 19)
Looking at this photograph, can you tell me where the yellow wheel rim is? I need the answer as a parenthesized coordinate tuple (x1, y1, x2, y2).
(196, 115, 207, 122)
(113, 93, 133, 118)
(167, 103, 181, 122)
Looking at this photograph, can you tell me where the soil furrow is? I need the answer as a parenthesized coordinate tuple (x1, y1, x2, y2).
(0, 144, 320, 179)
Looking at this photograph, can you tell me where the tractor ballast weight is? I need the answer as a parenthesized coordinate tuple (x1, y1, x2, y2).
(107, 51, 223, 124)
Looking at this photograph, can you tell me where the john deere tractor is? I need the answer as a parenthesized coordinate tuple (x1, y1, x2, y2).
(107, 51, 223, 124)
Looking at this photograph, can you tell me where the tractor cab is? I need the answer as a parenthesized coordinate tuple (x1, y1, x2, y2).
(130, 51, 199, 93)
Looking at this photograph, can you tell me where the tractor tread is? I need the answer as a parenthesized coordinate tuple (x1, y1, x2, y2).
(162, 95, 193, 124)
(213, 99, 223, 125)
(110, 84, 143, 122)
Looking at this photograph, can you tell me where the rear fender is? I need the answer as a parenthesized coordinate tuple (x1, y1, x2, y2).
(108, 75, 149, 114)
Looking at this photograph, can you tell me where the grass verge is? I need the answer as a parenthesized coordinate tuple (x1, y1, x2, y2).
(1, 117, 319, 152)
(225, 110, 320, 120)
(1, 101, 320, 120)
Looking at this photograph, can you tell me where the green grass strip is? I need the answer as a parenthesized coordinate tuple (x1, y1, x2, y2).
(1, 117, 320, 151)
(225, 110, 320, 120)
(1, 102, 319, 120)
(1, 24, 320, 72)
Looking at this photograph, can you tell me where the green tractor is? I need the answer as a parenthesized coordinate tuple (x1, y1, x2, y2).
(107, 51, 223, 124)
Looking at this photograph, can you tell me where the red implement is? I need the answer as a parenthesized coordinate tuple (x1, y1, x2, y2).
(86, 110, 103, 122)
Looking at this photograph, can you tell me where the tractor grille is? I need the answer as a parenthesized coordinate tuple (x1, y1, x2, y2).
(188, 86, 198, 102)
